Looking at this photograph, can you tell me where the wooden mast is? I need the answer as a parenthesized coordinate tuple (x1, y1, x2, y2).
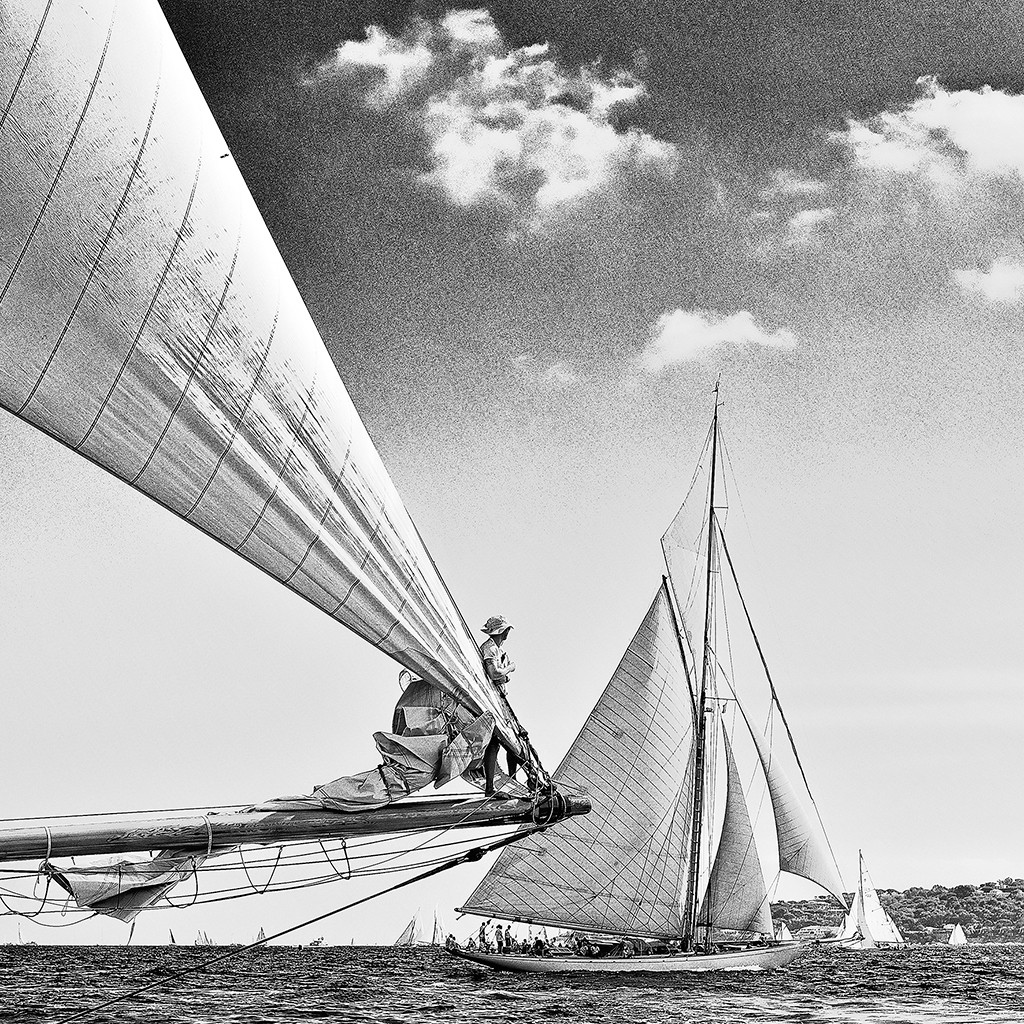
(682, 385, 720, 950)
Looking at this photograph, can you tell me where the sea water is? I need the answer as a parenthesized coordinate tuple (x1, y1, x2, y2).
(0, 944, 1020, 1023)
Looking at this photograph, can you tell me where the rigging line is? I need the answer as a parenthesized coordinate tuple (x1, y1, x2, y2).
(55, 824, 551, 1024)
(716, 527, 844, 888)
(238, 845, 282, 895)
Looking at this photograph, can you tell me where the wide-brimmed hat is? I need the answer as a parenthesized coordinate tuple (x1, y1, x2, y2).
(481, 615, 513, 635)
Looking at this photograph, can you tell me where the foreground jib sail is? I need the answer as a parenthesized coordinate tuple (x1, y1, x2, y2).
(462, 583, 697, 939)
(0, 0, 517, 747)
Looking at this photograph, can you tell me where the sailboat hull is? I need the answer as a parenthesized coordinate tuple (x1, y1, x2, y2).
(449, 942, 806, 973)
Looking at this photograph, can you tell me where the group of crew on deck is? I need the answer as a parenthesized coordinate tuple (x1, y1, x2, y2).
(447, 920, 683, 959)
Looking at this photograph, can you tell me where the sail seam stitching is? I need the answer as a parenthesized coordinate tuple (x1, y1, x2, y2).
(18, 70, 163, 418)
(73, 147, 205, 454)
(130, 225, 243, 486)
(0, 0, 55, 131)
(1, 10, 115, 316)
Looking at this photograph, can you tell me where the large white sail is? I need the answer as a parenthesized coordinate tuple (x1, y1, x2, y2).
(735, 695, 846, 904)
(697, 728, 773, 936)
(0, 0, 518, 747)
(461, 582, 697, 938)
(661, 442, 713, 667)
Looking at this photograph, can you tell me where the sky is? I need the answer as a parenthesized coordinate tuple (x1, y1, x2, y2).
(2, 0, 1024, 944)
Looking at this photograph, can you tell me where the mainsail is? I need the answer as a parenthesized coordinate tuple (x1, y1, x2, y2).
(0, 0, 518, 750)
(461, 582, 697, 939)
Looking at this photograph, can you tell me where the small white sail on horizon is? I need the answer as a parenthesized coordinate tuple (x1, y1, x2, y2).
(394, 911, 423, 946)
(774, 921, 794, 942)
(839, 851, 905, 948)
(946, 922, 967, 945)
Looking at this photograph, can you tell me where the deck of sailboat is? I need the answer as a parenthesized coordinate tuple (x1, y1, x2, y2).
(449, 942, 807, 973)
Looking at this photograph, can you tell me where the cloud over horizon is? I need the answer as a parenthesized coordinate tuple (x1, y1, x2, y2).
(955, 258, 1024, 304)
(308, 10, 676, 229)
(640, 309, 798, 371)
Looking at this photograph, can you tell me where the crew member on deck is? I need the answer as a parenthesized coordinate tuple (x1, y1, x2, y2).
(480, 615, 520, 793)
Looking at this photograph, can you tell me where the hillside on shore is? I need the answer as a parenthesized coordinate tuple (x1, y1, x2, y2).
(772, 878, 1024, 943)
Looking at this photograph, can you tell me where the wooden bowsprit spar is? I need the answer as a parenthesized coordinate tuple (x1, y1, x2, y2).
(0, 794, 588, 861)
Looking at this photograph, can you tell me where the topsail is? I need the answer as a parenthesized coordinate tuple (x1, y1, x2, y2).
(0, 0, 518, 749)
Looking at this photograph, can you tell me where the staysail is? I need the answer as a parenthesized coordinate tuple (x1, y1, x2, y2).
(734, 694, 846, 905)
(697, 727, 773, 935)
(461, 582, 697, 938)
(0, 0, 518, 749)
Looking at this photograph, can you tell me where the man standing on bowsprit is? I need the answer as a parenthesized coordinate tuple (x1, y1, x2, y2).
(479, 615, 521, 794)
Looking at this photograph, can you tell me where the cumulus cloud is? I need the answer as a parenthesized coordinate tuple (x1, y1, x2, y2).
(308, 10, 676, 227)
(640, 309, 798, 372)
(954, 258, 1024, 304)
(784, 207, 836, 249)
(773, 169, 828, 196)
(833, 77, 1024, 189)
(513, 354, 582, 389)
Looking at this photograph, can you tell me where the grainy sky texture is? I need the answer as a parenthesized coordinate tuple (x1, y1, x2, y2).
(2, 1, 1023, 944)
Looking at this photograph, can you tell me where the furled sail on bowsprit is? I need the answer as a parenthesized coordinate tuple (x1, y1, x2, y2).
(0, 0, 519, 752)
(460, 582, 697, 939)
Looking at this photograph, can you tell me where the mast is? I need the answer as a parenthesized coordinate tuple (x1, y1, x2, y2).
(683, 385, 720, 949)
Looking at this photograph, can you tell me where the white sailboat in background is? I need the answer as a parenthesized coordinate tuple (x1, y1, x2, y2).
(839, 851, 906, 949)
(452, 394, 847, 973)
(946, 923, 968, 946)
(393, 911, 423, 947)
(431, 908, 445, 946)
(0, 0, 587, 933)
(774, 921, 794, 942)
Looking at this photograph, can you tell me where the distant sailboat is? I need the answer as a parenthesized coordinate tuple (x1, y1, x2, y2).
(774, 921, 794, 942)
(256, 927, 266, 943)
(452, 393, 847, 973)
(168, 929, 176, 945)
(394, 912, 422, 946)
(194, 931, 214, 946)
(431, 908, 445, 946)
(946, 923, 968, 946)
(839, 851, 905, 949)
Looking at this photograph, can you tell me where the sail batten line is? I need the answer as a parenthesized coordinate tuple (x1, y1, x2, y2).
(130, 225, 244, 487)
(26, 69, 164, 423)
(0, 0, 55, 129)
(183, 302, 282, 518)
(74, 145, 205, 454)
(2, 8, 114, 316)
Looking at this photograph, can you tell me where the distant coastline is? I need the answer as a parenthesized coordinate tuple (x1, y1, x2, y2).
(773, 877, 1024, 943)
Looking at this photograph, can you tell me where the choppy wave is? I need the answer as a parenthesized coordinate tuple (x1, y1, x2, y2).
(0, 942, 1020, 1023)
